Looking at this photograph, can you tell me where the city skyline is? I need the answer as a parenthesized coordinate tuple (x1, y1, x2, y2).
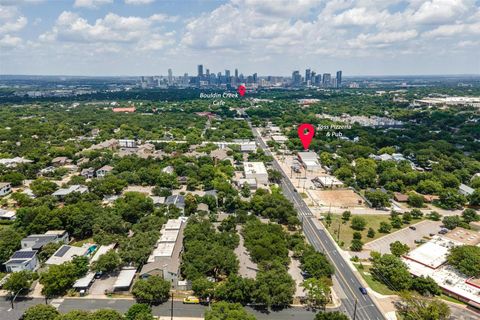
(0, 0, 479, 76)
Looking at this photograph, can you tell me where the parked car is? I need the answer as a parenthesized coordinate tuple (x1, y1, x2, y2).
(183, 296, 200, 304)
(359, 287, 368, 295)
(409, 226, 416, 230)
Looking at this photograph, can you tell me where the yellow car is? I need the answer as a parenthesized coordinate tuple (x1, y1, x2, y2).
(183, 296, 200, 304)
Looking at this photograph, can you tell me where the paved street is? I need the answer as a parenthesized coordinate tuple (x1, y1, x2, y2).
(251, 124, 385, 320)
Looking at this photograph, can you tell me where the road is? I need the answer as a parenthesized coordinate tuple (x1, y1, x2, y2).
(1, 298, 318, 320)
(250, 124, 385, 320)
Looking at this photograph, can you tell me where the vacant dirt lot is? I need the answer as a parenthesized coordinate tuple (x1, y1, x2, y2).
(309, 189, 366, 208)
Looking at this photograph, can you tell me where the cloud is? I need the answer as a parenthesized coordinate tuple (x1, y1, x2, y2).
(0, 33, 21, 47)
(422, 22, 480, 38)
(74, 0, 113, 9)
(332, 7, 390, 26)
(411, 0, 474, 24)
(124, 0, 155, 4)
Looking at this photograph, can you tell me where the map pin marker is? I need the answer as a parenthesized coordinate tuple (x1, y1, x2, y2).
(237, 85, 246, 97)
(298, 123, 315, 150)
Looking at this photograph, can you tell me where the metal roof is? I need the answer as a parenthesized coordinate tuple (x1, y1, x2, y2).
(113, 268, 136, 289)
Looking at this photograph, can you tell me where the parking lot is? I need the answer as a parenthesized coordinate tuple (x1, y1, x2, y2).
(363, 220, 442, 255)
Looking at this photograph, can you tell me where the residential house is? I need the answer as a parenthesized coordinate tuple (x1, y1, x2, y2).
(96, 165, 113, 178)
(52, 185, 88, 199)
(165, 195, 185, 212)
(0, 182, 12, 196)
(459, 184, 475, 196)
(81, 168, 95, 179)
(45, 244, 91, 266)
(4, 249, 38, 272)
(21, 230, 69, 250)
(51, 157, 71, 166)
(0, 208, 16, 220)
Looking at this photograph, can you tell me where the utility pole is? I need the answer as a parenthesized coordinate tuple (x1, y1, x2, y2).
(170, 292, 174, 320)
(353, 299, 358, 320)
(337, 221, 341, 242)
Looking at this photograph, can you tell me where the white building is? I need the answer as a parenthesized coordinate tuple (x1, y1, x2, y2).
(45, 244, 90, 266)
(0, 208, 16, 220)
(119, 139, 137, 148)
(244, 162, 268, 185)
(0, 182, 12, 197)
(52, 185, 88, 199)
(96, 165, 113, 178)
(4, 249, 38, 272)
(297, 151, 321, 171)
(113, 267, 137, 291)
(459, 183, 475, 196)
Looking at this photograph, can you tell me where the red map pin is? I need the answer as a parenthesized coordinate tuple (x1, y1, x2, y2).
(237, 85, 246, 97)
(298, 123, 315, 150)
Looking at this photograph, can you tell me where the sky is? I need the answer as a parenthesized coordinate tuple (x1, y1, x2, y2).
(0, 0, 479, 76)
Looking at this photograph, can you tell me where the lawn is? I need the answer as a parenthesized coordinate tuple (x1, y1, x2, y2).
(354, 263, 397, 296)
(324, 213, 423, 249)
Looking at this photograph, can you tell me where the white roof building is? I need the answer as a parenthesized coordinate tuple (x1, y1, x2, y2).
(52, 185, 88, 198)
(164, 218, 182, 230)
(113, 268, 137, 290)
(459, 183, 475, 196)
(45, 244, 90, 266)
(271, 135, 288, 143)
(244, 162, 268, 185)
(298, 151, 321, 171)
(0, 208, 16, 220)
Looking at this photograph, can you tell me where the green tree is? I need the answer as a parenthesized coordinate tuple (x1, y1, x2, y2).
(91, 250, 122, 273)
(315, 311, 349, 320)
(408, 193, 424, 208)
(0, 227, 22, 265)
(365, 190, 390, 208)
(350, 239, 363, 252)
(38, 242, 62, 262)
(125, 304, 154, 320)
(302, 277, 331, 309)
(447, 245, 480, 277)
(390, 241, 410, 257)
(205, 301, 256, 320)
(378, 222, 392, 233)
(240, 182, 251, 198)
(267, 169, 282, 183)
(341, 211, 351, 223)
(253, 262, 295, 308)
(461, 208, 479, 223)
(132, 275, 171, 305)
(214, 275, 255, 305)
(367, 228, 376, 238)
(30, 178, 59, 197)
(23, 304, 59, 320)
(442, 215, 461, 230)
(411, 276, 442, 296)
(371, 254, 412, 290)
(192, 277, 215, 300)
(398, 294, 450, 320)
(3, 270, 36, 295)
(427, 211, 441, 221)
(89, 309, 124, 320)
(55, 310, 90, 320)
(350, 216, 367, 231)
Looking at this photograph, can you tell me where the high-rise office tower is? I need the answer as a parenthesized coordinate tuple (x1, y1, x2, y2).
(292, 70, 301, 86)
(235, 69, 238, 80)
(315, 74, 322, 85)
(253, 73, 257, 83)
(168, 68, 173, 85)
(197, 65, 204, 77)
(206, 69, 210, 77)
(322, 73, 331, 87)
(225, 70, 231, 79)
(305, 69, 311, 82)
(336, 70, 342, 87)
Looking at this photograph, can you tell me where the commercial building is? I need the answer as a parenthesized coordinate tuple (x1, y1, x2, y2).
(312, 176, 344, 188)
(402, 232, 480, 309)
(244, 162, 268, 185)
(297, 151, 321, 171)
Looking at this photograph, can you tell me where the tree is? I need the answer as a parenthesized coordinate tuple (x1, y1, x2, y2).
(300, 247, 334, 279)
(378, 222, 392, 233)
(390, 241, 410, 257)
(469, 189, 480, 206)
(439, 189, 466, 210)
(38, 242, 62, 262)
(398, 293, 450, 320)
(253, 262, 295, 308)
(410, 209, 423, 219)
(0, 227, 22, 266)
(3, 270, 36, 295)
(411, 276, 441, 296)
(302, 277, 331, 309)
(315, 311, 349, 320)
(132, 275, 171, 305)
(40, 257, 87, 297)
(442, 215, 461, 230)
(427, 211, 441, 221)
(205, 302, 256, 320)
(55, 310, 91, 320)
(371, 254, 412, 290)
(125, 304, 154, 320)
(341, 211, 351, 223)
(267, 169, 282, 183)
(365, 190, 390, 208)
(192, 277, 215, 300)
(352, 231, 362, 240)
(240, 182, 251, 198)
(214, 275, 255, 305)
(89, 309, 124, 320)
(350, 239, 363, 252)
(367, 228, 376, 238)
(350, 216, 367, 231)
(391, 216, 403, 228)
(408, 193, 424, 208)
(23, 304, 59, 320)
(447, 245, 480, 277)
(461, 208, 479, 223)
(91, 250, 122, 273)
(30, 178, 59, 197)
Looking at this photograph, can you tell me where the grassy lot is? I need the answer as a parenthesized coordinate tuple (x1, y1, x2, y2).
(354, 263, 397, 296)
(324, 213, 423, 249)
(440, 294, 468, 306)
